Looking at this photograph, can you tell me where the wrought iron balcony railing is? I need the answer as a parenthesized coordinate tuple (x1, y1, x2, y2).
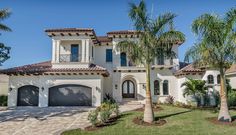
(59, 54, 82, 62)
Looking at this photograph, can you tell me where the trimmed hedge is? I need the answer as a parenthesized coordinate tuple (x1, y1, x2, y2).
(0, 95, 7, 106)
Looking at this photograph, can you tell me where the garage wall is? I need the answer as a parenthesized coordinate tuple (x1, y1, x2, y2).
(8, 75, 104, 107)
(226, 74, 236, 89)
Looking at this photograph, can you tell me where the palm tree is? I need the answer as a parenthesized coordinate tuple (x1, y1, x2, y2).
(117, 1, 185, 123)
(185, 8, 236, 122)
(0, 8, 11, 65)
(181, 78, 207, 106)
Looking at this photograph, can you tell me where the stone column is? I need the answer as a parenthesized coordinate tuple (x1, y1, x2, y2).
(81, 40, 86, 62)
(85, 39, 90, 62)
(52, 39, 56, 63)
(55, 40, 61, 63)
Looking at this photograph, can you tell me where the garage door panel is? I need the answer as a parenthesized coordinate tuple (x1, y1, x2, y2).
(49, 85, 92, 106)
(17, 85, 39, 106)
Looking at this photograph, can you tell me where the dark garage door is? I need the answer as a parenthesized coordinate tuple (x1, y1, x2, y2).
(17, 85, 39, 106)
(49, 84, 92, 106)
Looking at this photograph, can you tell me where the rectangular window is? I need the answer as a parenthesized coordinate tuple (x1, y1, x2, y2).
(92, 46, 94, 58)
(71, 44, 79, 62)
(154, 80, 160, 95)
(106, 49, 113, 62)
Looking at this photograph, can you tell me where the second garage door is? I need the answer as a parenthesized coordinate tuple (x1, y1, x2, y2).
(49, 84, 92, 106)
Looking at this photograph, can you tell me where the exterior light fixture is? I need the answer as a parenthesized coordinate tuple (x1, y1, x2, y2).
(41, 87, 44, 91)
(115, 84, 118, 89)
(9, 87, 13, 92)
(142, 84, 146, 89)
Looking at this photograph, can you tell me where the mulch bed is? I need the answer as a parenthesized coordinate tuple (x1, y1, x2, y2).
(206, 117, 236, 126)
(134, 106, 163, 112)
(133, 117, 167, 126)
(85, 116, 119, 131)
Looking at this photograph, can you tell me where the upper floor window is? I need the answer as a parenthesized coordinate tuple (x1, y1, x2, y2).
(170, 58, 173, 65)
(92, 46, 94, 58)
(106, 49, 112, 62)
(120, 52, 127, 66)
(157, 53, 164, 65)
(71, 44, 79, 62)
(154, 80, 160, 95)
(207, 75, 214, 84)
(217, 74, 221, 84)
(163, 80, 169, 95)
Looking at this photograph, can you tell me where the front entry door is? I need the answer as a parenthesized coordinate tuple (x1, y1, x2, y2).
(122, 80, 135, 98)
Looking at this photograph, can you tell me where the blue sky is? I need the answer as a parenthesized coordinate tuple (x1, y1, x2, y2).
(0, 0, 235, 68)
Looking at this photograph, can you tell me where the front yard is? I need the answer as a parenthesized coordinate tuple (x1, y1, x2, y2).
(63, 105, 236, 135)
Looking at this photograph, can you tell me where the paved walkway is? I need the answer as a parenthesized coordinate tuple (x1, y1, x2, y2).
(0, 104, 143, 135)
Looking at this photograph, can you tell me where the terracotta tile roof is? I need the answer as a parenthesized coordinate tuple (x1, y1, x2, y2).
(107, 30, 139, 35)
(226, 64, 236, 75)
(97, 36, 112, 42)
(175, 63, 205, 76)
(0, 61, 109, 77)
(45, 28, 94, 33)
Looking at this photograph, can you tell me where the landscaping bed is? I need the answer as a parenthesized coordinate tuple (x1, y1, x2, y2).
(206, 117, 236, 126)
(132, 116, 166, 126)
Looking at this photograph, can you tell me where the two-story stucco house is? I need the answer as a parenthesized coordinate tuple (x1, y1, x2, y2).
(0, 28, 222, 107)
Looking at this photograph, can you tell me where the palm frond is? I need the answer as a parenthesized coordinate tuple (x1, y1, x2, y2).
(0, 23, 11, 32)
(0, 9, 11, 21)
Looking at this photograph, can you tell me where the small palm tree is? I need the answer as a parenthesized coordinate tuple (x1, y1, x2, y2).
(181, 78, 207, 106)
(117, 1, 185, 123)
(185, 8, 236, 122)
(0, 8, 11, 65)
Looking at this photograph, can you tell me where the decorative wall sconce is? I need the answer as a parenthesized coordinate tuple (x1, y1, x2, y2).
(41, 87, 44, 91)
(115, 84, 118, 89)
(9, 87, 13, 92)
(142, 84, 146, 89)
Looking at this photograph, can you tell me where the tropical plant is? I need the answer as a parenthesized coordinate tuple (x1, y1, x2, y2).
(0, 8, 11, 65)
(185, 8, 236, 122)
(181, 78, 208, 106)
(103, 93, 116, 104)
(165, 95, 174, 104)
(116, 1, 185, 123)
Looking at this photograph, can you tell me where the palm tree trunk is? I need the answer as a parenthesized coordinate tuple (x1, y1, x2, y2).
(218, 68, 231, 122)
(144, 64, 154, 123)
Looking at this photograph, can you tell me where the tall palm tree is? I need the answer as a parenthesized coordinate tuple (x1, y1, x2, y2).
(185, 8, 236, 122)
(181, 78, 207, 106)
(0, 8, 11, 65)
(117, 1, 185, 123)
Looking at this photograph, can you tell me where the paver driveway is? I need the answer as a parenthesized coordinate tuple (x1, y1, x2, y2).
(0, 104, 142, 135)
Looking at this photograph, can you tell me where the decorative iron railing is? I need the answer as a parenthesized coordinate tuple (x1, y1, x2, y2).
(59, 54, 82, 62)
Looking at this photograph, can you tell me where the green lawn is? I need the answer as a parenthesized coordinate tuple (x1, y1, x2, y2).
(63, 105, 236, 135)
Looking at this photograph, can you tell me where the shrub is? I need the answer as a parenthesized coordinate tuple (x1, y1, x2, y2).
(165, 96, 174, 104)
(0, 96, 7, 106)
(110, 103, 119, 116)
(100, 109, 112, 123)
(88, 110, 98, 127)
(228, 90, 236, 107)
(88, 102, 120, 126)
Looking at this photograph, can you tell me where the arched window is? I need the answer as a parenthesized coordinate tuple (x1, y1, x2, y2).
(217, 74, 221, 84)
(120, 52, 127, 66)
(154, 80, 160, 95)
(163, 80, 169, 95)
(207, 75, 214, 84)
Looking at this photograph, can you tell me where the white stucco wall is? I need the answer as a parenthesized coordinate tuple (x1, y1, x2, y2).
(8, 75, 104, 107)
(227, 74, 236, 89)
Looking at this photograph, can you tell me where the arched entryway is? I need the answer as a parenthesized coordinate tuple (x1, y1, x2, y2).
(122, 80, 135, 98)
(17, 85, 39, 106)
(48, 84, 92, 106)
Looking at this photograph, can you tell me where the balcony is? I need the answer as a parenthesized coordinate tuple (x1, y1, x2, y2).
(59, 54, 82, 63)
